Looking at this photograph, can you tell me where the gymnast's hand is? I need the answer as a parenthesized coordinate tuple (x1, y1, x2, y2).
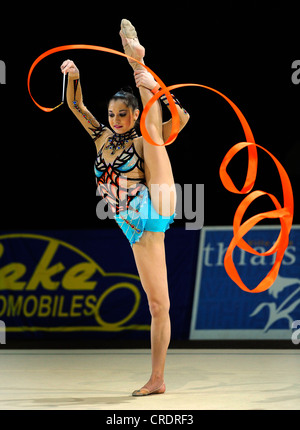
(60, 59, 79, 76)
(134, 69, 157, 91)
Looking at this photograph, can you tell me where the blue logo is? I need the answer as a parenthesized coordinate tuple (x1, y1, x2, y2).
(190, 226, 300, 340)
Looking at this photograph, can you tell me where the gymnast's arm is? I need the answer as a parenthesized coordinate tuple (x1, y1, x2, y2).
(61, 59, 111, 151)
(134, 69, 190, 142)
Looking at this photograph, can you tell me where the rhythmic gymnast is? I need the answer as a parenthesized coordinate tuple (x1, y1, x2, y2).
(60, 19, 190, 396)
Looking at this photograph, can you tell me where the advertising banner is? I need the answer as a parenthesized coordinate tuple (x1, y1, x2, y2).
(190, 225, 300, 340)
(0, 228, 199, 342)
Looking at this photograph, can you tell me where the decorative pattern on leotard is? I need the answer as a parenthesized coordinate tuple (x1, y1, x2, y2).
(105, 128, 139, 154)
(95, 135, 145, 215)
(72, 78, 108, 142)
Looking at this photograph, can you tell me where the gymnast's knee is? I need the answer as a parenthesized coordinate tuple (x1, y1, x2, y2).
(148, 298, 170, 319)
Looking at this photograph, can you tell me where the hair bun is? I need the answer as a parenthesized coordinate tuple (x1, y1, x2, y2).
(110, 86, 139, 113)
(120, 86, 134, 94)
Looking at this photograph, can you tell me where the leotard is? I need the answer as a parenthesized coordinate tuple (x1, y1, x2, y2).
(67, 74, 183, 244)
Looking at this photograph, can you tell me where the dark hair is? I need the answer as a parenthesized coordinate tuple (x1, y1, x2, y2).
(108, 86, 139, 112)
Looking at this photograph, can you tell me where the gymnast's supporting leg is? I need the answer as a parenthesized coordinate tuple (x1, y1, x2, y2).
(132, 231, 169, 395)
(131, 86, 176, 395)
(131, 89, 174, 395)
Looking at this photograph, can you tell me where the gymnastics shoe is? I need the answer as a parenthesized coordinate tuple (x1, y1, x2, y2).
(120, 19, 145, 70)
(132, 382, 166, 397)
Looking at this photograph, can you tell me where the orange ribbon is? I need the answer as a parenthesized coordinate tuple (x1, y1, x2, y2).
(27, 44, 294, 292)
(27, 44, 180, 144)
(220, 142, 293, 292)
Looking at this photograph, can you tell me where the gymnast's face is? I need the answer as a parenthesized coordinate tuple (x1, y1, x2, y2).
(108, 99, 139, 134)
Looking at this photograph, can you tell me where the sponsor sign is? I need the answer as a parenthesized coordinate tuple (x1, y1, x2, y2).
(0, 231, 150, 337)
(0, 229, 199, 341)
(190, 225, 300, 340)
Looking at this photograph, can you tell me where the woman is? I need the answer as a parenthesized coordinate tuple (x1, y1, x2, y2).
(61, 19, 189, 396)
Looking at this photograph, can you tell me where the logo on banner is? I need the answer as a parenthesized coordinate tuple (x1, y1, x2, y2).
(0, 233, 150, 333)
(250, 274, 300, 333)
(190, 226, 300, 340)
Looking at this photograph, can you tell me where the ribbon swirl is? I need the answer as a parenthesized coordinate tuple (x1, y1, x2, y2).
(27, 44, 294, 292)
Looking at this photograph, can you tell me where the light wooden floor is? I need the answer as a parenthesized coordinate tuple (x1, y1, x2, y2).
(0, 349, 299, 410)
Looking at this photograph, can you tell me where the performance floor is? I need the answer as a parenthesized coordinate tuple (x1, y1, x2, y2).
(0, 349, 299, 410)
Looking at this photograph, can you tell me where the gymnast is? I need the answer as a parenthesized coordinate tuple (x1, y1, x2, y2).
(60, 19, 190, 396)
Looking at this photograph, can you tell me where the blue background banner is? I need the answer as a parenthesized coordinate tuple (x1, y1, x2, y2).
(190, 225, 300, 340)
(0, 228, 199, 342)
(1, 225, 299, 344)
